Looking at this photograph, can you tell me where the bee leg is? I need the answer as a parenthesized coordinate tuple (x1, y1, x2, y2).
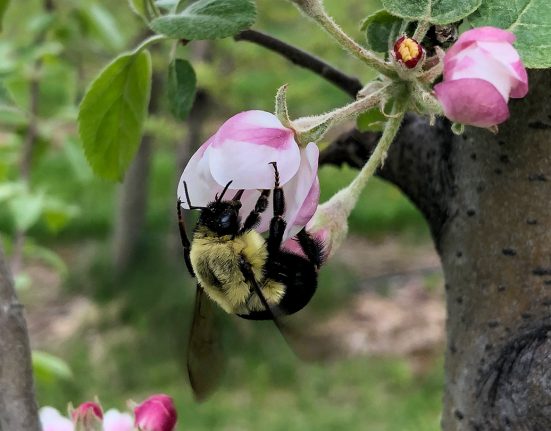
(267, 162, 286, 256)
(177, 198, 195, 278)
(239, 189, 271, 234)
(295, 228, 326, 269)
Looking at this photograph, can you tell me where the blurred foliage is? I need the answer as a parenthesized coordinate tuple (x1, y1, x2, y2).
(1, 0, 437, 429)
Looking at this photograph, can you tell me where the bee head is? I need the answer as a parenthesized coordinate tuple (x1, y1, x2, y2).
(200, 200, 241, 236)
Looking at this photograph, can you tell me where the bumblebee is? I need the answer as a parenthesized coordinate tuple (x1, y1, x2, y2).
(177, 162, 325, 400)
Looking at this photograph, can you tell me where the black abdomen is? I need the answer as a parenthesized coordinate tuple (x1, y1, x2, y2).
(240, 251, 318, 320)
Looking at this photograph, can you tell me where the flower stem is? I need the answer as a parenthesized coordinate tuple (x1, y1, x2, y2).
(292, 0, 395, 77)
(324, 99, 406, 214)
(133, 34, 167, 54)
(413, 20, 431, 41)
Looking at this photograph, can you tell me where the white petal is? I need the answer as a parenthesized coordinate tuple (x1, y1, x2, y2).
(103, 409, 134, 431)
(39, 407, 73, 431)
(177, 137, 220, 208)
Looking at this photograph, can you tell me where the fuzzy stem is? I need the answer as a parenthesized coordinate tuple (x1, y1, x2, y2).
(413, 20, 430, 41)
(291, 0, 395, 77)
(324, 99, 406, 214)
(324, 84, 388, 124)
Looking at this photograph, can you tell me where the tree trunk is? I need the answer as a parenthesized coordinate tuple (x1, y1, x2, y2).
(0, 244, 40, 431)
(112, 73, 162, 273)
(439, 70, 551, 431)
(322, 69, 551, 430)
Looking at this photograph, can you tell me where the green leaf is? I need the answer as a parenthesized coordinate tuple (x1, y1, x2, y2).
(469, 0, 551, 68)
(33, 351, 73, 384)
(5, 61, 76, 118)
(42, 198, 79, 233)
(150, 0, 256, 40)
(381, 0, 482, 24)
(78, 3, 125, 51)
(361, 10, 402, 53)
(0, 105, 28, 127)
(167, 59, 196, 120)
(0, 0, 10, 32)
(357, 108, 387, 132)
(78, 50, 152, 181)
(128, 0, 159, 21)
(8, 192, 44, 231)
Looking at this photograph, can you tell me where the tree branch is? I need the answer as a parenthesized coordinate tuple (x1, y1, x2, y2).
(0, 243, 40, 431)
(234, 29, 362, 97)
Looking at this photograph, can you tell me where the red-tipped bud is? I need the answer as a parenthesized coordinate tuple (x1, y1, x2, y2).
(72, 401, 103, 430)
(134, 394, 177, 431)
(393, 36, 424, 69)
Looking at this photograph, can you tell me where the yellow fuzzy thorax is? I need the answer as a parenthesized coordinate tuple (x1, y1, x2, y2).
(190, 228, 285, 314)
(398, 38, 419, 62)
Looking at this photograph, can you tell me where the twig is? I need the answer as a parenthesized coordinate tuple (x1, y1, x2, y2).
(0, 243, 41, 430)
(234, 29, 362, 98)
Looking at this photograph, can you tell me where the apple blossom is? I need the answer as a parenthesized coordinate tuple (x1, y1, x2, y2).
(72, 401, 103, 429)
(178, 110, 319, 240)
(103, 409, 134, 431)
(134, 394, 177, 431)
(434, 26, 528, 128)
(393, 36, 424, 69)
(39, 407, 73, 431)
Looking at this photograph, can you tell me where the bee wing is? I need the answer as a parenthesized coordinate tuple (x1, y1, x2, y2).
(187, 285, 226, 402)
(238, 260, 321, 361)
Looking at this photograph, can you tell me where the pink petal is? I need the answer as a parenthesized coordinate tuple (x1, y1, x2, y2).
(509, 60, 528, 98)
(134, 394, 177, 431)
(282, 143, 320, 239)
(253, 143, 319, 240)
(39, 407, 74, 431)
(103, 409, 134, 431)
(445, 27, 516, 61)
(208, 111, 301, 189)
(435, 78, 510, 127)
(475, 41, 528, 98)
(445, 43, 514, 100)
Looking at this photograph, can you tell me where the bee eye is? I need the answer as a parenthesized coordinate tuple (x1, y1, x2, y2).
(219, 212, 232, 226)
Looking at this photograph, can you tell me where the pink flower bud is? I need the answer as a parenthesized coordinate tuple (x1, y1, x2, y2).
(177, 110, 320, 241)
(134, 394, 177, 431)
(434, 26, 528, 128)
(393, 36, 424, 69)
(72, 401, 103, 430)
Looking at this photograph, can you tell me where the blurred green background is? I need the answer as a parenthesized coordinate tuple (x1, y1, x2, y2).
(0, 0, 444, 429)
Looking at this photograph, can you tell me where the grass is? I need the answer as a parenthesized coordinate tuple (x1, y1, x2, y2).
(34, 240, 442, 431)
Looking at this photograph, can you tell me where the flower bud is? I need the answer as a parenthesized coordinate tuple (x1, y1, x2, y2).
(393, 36, 424, 69)
(434, 26, 528, 128)
(134, 394, 177, 431)
(71, 401, 103, 431)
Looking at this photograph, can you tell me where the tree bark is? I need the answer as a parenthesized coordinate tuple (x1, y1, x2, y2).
(322, 70, 551, 430)
(439, 70, 551, 431)
(0, 243, 41, 431)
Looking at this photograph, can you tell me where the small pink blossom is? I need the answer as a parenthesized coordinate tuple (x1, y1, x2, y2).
(39, 407, 73, 431)
(103, 409, 134, 431)
(434, 26, 528, 128)
(134, 394, 177, 431)
(394, 36, 424, 69)
(72, 401, 103, 425)
(178, 110, 320, 240)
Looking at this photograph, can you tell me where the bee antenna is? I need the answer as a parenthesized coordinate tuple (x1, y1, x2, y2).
(233, 189, 244, 201)
(183, 181, 205, 210)
(217, 180, 233, 202)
